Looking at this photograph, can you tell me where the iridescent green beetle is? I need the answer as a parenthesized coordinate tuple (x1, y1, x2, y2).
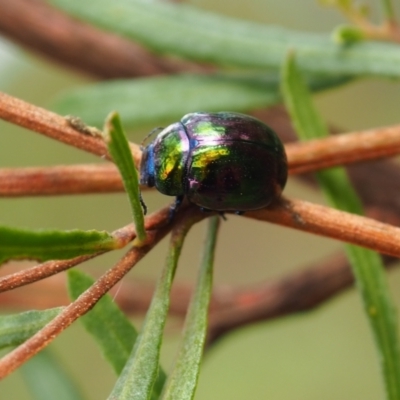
(140, 112, 287, 213)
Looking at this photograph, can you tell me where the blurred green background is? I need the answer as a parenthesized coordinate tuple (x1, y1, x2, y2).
(1, 0, 400, 398)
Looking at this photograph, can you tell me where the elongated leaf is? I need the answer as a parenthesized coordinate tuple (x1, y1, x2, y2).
(67, 268, 166, 396)
(105, 113, 147, 243)
(161, 217, 219, 400)
(67, 269, 137, 374)
(20, 348, 84, 400)
(0, 308, 62, 349)
(49, 0, 400, 78)
(52, 73, 350, 130)
(0, 226, 118, 264)
(108, 221, 192, 400)
(282, 52, 400, 400)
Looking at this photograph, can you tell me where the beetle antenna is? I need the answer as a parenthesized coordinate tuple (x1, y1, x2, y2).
(140, 126, 164, 150)
(139, 191, 147, 215)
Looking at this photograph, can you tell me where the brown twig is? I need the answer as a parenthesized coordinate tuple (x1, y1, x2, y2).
(0, 205, 202, 379)
(2, 196, 400, 306)
(285, 124, 400, 174)
(0, 248, 145, 378)
(254, 107, 400, 214)
(2, 206, 398, 311)
(0, 255, 95, 294)
(0, 207, 170, 293)
(0, 164, 124, 196)
(206, 252, 396, 344)
(1, 92, 400, 264)
(0, 0, 206, 79)
(1, 251, 396, 348)
(0, 0, 399, 381)
(0, 92, 112, 158)
(2, 90, 400, 197)
(247, 197, 400, 258)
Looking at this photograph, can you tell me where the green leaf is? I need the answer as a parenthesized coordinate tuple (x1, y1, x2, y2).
(332, 25, 367, 44)
(20, 348, 84, 400)
(0, 226, 118, 264)
(67, 268, 167, 396)
(52, 73, 350, 130)
(0, 308, 62, 349)
(282, 52, 400, 400)
(108, 220, 192, 400)
(48, 0, 400, 78)
(161, 217, 219, 400)
(67, 269, 137, 374)
(104, 112, 147, 243)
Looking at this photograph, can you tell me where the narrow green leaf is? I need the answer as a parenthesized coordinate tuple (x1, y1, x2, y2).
(48, 0, 400, 78)
(52, 73, 350, 130)
(20, 348, 84, 400)
(108, 220, 193, 400)
(105, 112, 146, 244)
(0, 308, 62, 349)
(332, 24, 366, 44)
(67, 269, 138, 374)
(0, 226, 117, 264)
(67, 268, 167, 396)
(282, 52, 400, 400)
(161, 217, 220, 400)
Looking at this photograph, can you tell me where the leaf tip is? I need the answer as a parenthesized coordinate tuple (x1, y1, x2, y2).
(332, 24, 366, 45)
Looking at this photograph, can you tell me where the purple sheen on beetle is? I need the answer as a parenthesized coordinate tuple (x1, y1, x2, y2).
(140, 112, 287, 212)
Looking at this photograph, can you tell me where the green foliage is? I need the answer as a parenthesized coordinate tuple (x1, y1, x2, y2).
(2, 1, 400, 399)
(20, 349, 84, 400)
(0, 308, 62, 349)
(104, 112, 147, 243)
(108, 220, 192, 400)
(282, 52, 400, 400)
(53, 73, 350, 130)
(67, 269, 139, 374)
(161, 217, 219, 400)
(49, 0, 400, 77)
(67, 268, 167, 394)
(0, 226, 117, 264)
(333, 25, 367, 44)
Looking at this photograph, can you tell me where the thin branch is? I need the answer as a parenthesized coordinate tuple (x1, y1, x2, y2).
(0, 206, 170, 293)
(0, 0, 206, 79)
(2, 90, 400, 195)
(0, 207, 201, 379)
(1, 93, 400, 259)
(2, 208, 397, 310)
(2, 250, 397, 348)
(248, 197, 400, 258)
(0, 92, 114, 159)
(254, 107, 400, 213)
(0, 255, 95, 294)
(285, 124, 400, 174)
(2, 196, 400, 301)
(0, 164, 123, 196)
(0, 91, 140, 168)
(322, 0, 400, 43)
(0, 0, 399, 378)
(206, 252, 397, 345)
(0, 248, 142, 378)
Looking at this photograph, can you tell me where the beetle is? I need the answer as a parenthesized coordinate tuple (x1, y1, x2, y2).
(140, 112, 287, 214)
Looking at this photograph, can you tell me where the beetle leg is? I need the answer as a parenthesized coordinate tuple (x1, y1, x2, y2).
(139, 192, 147, 215)
(218, 212, 227, 221)
(169, 195, 184, 220)
(199, 207, 227, 221)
